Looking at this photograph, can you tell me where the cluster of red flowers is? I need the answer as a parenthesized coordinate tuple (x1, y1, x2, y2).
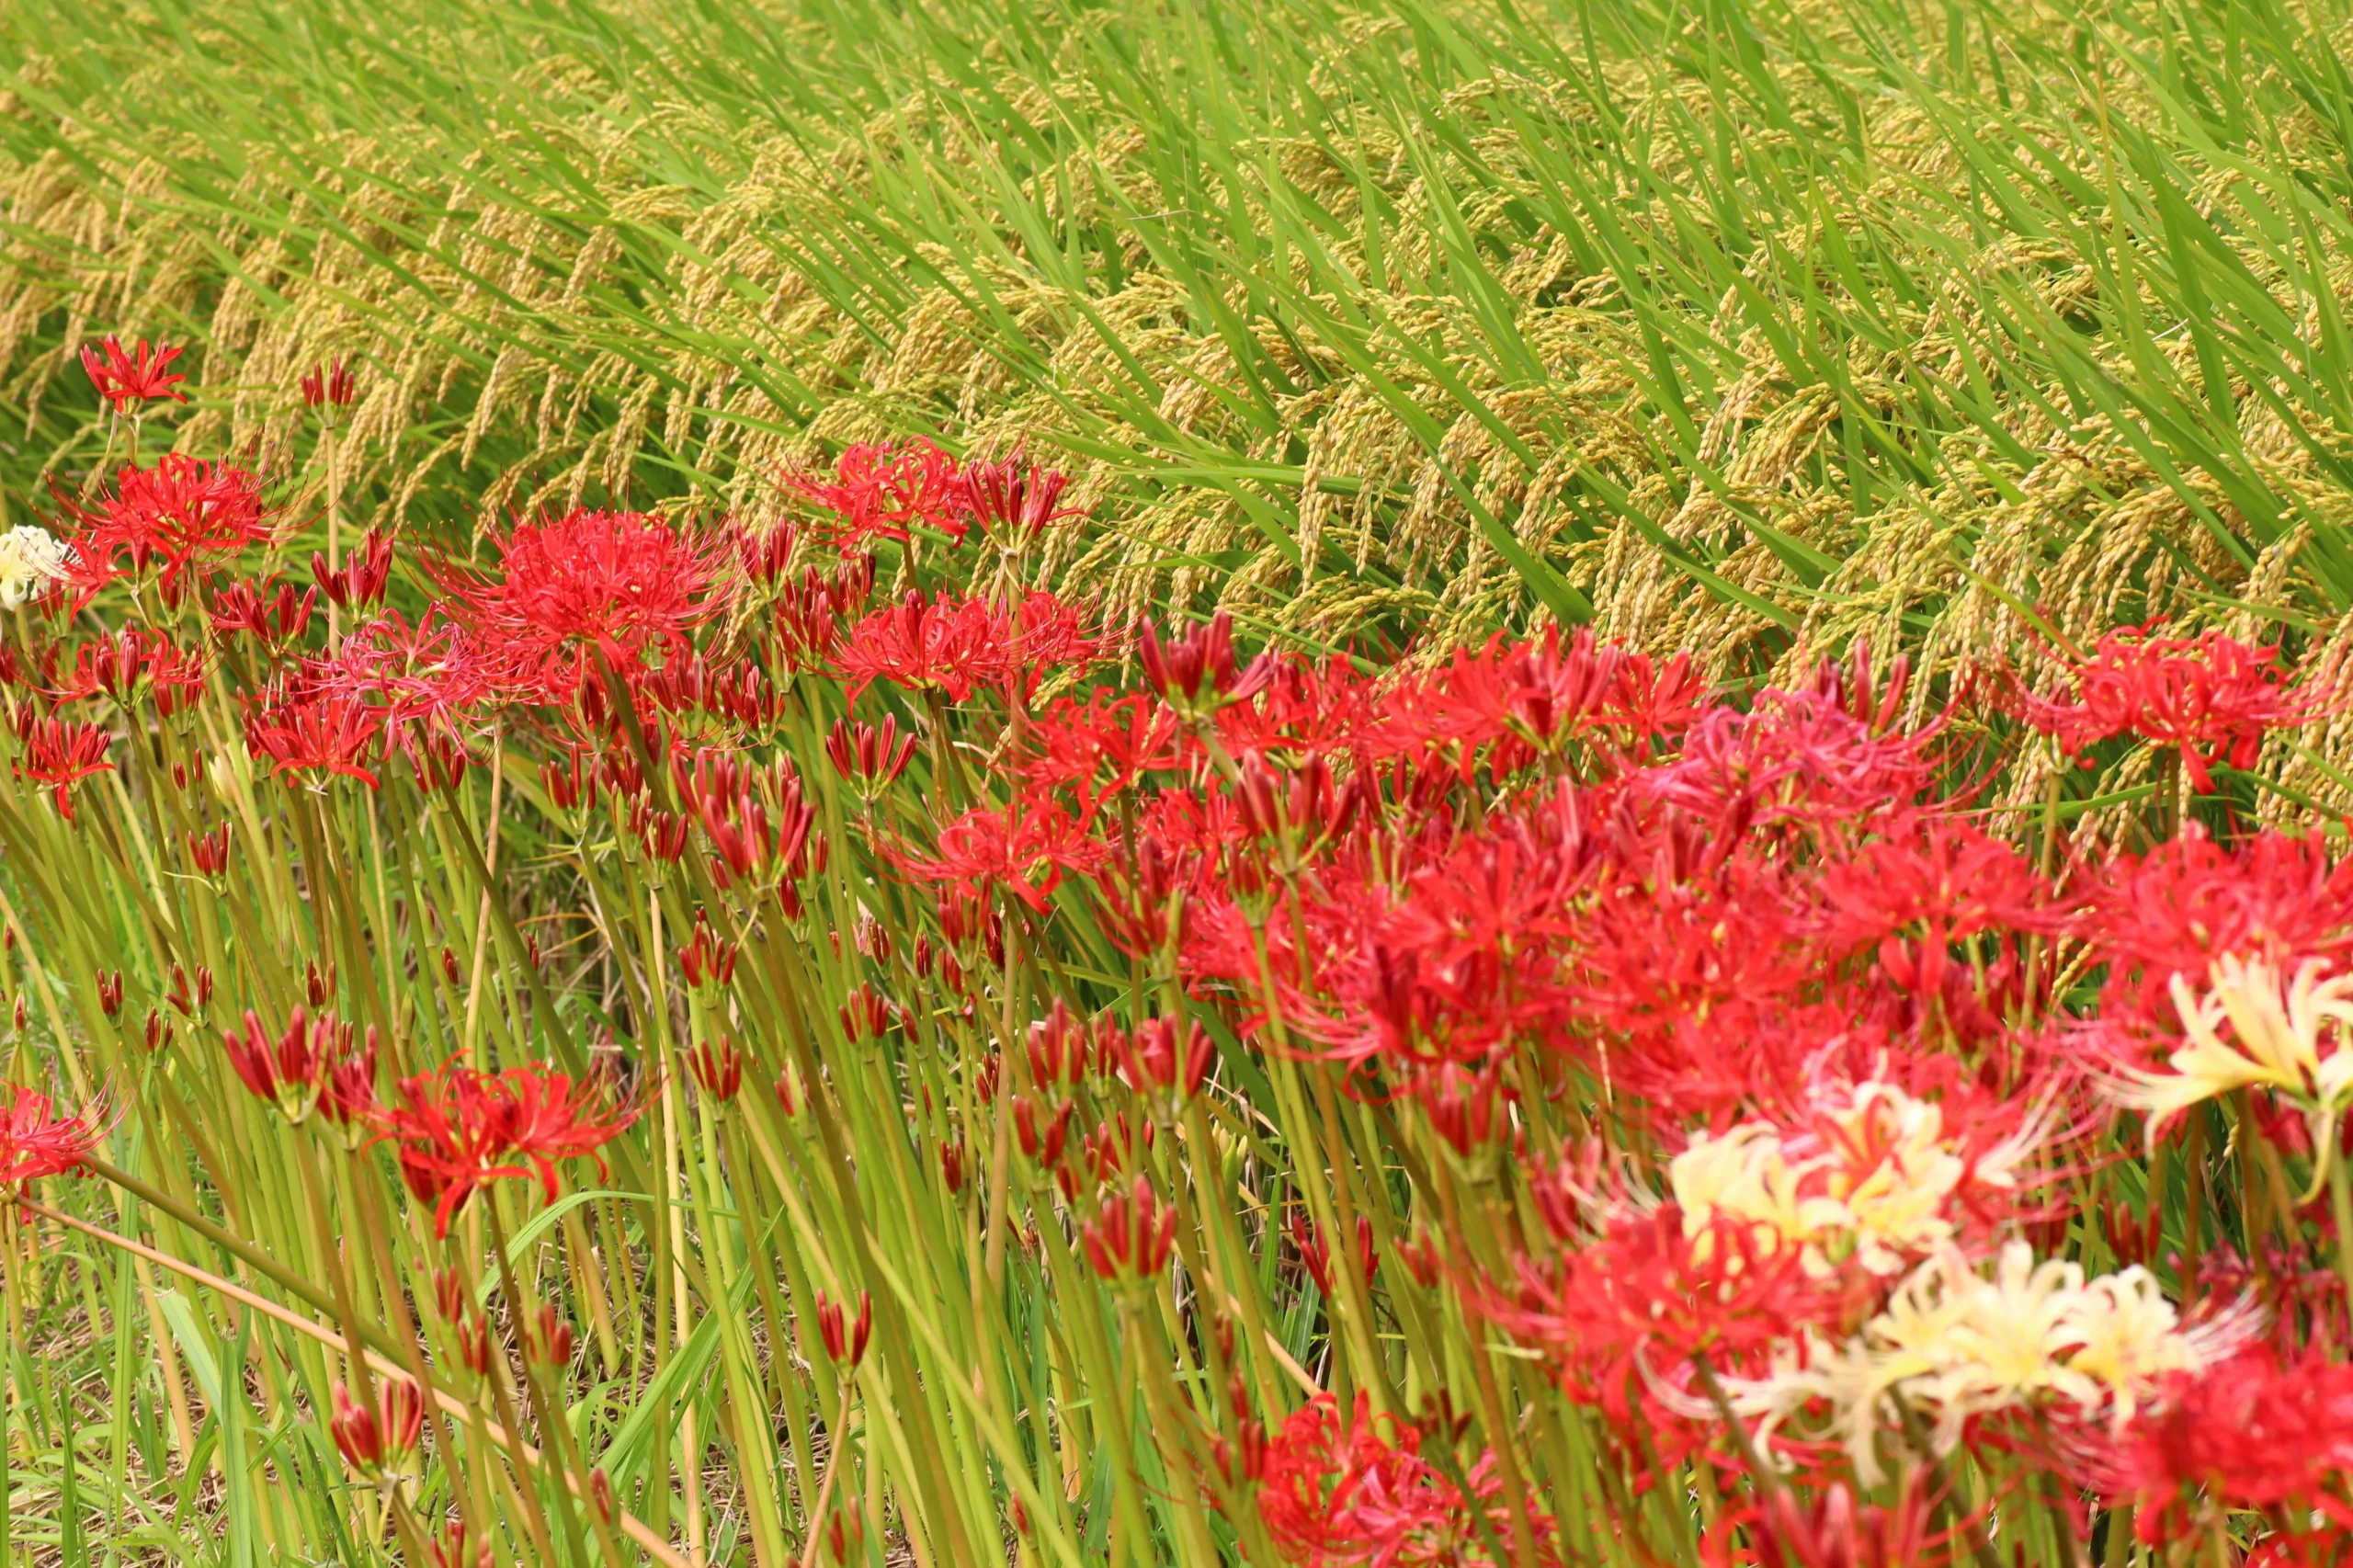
(2021, 621, 2316, 788)
(1254, 1395, 1556, 1567)
(58, 454, 278, 605)
(28, 336, 2353, 1567)
(0, 1084, 103, 1196)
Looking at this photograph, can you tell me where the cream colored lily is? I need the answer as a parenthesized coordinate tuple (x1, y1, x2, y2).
(2115, 956, 2353, 1144)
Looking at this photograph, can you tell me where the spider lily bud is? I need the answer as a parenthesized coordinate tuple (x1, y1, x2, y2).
(300, 356, 357, 413)
(1026, 1001, 1095, 1088)
(1117, 1017, 1213, 1104)
(1137, 610, 1271, 715)
(312, 528, 392, 608)
(1011, 1095, 1074, 1167)
(187, 824, 232, 876)
(956, 451, 1081, 558)
(678, 915, 738, 991)
(733, 518, 796, 585)
(812, 1288, 872, 1369)
(532, 1306, 575, 1368)
(429, 1521, 493, 1568)
(330, 1378, 423, 1476)
(688, 1035, 744, 1103)
(824, 1507, 863, 1566)
(165, 963, 213, 1019)
(824, 715, 916, 797)
(839, 984, 891, 1041)
(222, 1006, 333, 1122)
(1080, 1174, 1177, 1284)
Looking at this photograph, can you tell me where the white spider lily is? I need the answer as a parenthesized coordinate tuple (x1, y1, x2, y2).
(2115, 957, 2353, 1174)
(0, 526, 69, 609)
(1670, 1080, 2011, 1278)
(1729, 1242, 2254, 1486)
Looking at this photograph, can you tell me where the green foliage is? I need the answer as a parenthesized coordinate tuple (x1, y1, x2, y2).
(9, 0, 2353, 678)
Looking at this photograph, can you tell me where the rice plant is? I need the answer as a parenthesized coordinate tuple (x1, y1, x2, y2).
(10, 0, 2353, 692)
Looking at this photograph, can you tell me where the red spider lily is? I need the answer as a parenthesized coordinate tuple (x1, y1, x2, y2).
(810, 1288, 873, 1368)
(1380, 626, 1707, 758)
(1734, 1476, 1939, 1568)
(1816, 813, 2052, 994)
(313, 527, 393, 608)
(81, 336, 188, 413)
(51, 628, 207, 715)
(2080, 826, 2353, 1030)
(2092, 1343, 2353, 1551)
(1251, 1392, 1558, 1567)
(293, 611, 499, 760)
(897, 800, 1109, 913)
(210, 578, 318, 645)
(1186, 786, 1597, 1075)
(13, 714, 114, 818)
(1080, 1172, 1177, 1282)
(837, 587, 1099, 702)
(1639, 680, 1933, 831)
(438, 509, 718, 695)
(1484, 1201, 1847, 1454)
(330, 1378, 423, 1474)
(0, 1085, 103, 1194)
(372, 1059, 642, 1236)
(1025, 689, 1183, 806)
(300, 357, 357, 412)
(1818, 813, 2049, 945)
(58, 455, 275, 603)
(1139, 610, 1271, 713)
(1213, 653, 1389, 765)
(244, 685, 387, 788)
(785, 439, 967, 553)
(2022, 624, 2320, 790)
(956, 450, 1084, 555)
